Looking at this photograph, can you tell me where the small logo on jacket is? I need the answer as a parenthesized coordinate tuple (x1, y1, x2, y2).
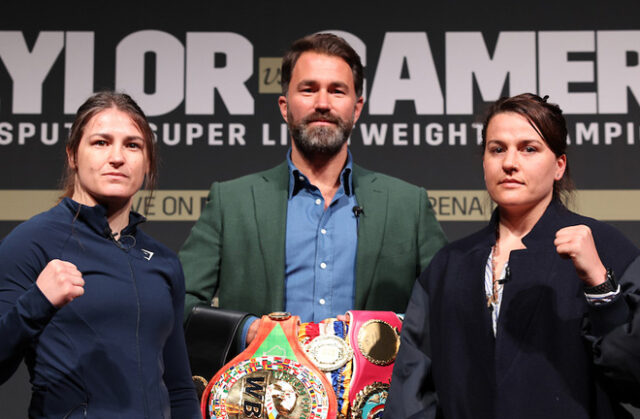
(141, 249, 154, 261)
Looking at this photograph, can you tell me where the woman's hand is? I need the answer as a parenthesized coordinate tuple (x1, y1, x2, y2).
(554, 225, 607, 286)
(36, 259, 85, 308)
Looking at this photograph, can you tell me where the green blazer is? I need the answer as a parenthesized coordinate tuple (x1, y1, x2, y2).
(179, 161, 446, 321)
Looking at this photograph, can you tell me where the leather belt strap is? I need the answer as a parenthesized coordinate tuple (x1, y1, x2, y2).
(347, 310, 402, 418)
(202, 312, 337, 418)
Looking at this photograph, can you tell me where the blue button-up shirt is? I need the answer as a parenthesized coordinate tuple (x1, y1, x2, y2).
(284, 151, 359, 323)
(241, 151, 360, 345)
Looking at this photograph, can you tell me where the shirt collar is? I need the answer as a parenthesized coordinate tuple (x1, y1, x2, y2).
(286, 149, 354, 198)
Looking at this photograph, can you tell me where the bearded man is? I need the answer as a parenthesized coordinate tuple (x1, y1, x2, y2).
(179, 33, 446, 372)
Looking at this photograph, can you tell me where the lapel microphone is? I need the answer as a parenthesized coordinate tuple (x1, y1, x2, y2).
(104, 227, 136, 250)
(103, 227, 117, 241)
(352, 206, 364, 218)
(498, 266, 511, 285)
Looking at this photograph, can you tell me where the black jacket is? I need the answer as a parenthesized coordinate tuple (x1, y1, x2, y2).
(385, 200, 640, 419)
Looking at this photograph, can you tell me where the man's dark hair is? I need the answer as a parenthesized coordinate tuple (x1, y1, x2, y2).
(281, 33, 364, 97)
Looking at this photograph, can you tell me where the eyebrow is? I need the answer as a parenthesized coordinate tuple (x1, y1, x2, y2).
(296, 79, 351, 90)
(89, 133, 144, 141)
(486, 138, 544, 145)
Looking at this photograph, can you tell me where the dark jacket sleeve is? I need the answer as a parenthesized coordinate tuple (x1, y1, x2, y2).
(0, 223, 57, 384)
(580, 220, 640, 405)
(583, 255, 640, 404)
(163, 258, 201, 418)
(384, 269, 440, 419)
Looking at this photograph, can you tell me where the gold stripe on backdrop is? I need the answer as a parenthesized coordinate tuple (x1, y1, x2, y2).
(1, 190, 639, 222)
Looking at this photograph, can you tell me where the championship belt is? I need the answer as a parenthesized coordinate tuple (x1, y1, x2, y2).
(202, 312, 337, 419)
(347, 310, 402, 419)
(299, 318, 353, 418)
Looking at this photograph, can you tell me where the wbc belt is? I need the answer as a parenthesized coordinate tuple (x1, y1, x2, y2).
(347, 310, 402, 419)
(202, 312, 337, 419)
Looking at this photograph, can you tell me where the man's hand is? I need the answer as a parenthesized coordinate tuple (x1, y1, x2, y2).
(246, 318, 260, 345)
(554, 225, 607, 286)
(36, 259, 85, 308)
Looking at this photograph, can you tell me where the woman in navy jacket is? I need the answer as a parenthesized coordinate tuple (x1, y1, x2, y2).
(385, 94, 640, 419)
(0, 92, 200, 418)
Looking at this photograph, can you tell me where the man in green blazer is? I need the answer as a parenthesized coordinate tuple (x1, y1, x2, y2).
(179, 33, 446, 369)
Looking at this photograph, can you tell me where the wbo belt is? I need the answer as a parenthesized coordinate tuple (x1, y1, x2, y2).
(201, 312, 337, 419)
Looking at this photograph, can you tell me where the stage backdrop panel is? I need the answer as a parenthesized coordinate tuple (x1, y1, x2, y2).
(1, 0, 639, 415)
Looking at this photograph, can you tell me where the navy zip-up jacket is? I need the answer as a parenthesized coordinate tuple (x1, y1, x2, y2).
(0, 198, 200, 418)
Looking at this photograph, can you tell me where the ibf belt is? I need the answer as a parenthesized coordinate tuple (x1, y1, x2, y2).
(347, 310, 402, 419)
(202, 312, 337, 419)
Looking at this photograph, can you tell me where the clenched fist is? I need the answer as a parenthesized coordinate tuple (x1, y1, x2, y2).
(554, 225, 606, 287)
(36, 259, 85, 308)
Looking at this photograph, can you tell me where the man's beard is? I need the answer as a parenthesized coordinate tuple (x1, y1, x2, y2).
(289, 110, 354, 159)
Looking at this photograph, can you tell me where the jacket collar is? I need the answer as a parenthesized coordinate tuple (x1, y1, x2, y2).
(61, 197, 146, 238)
(520, 199, 570, 248)
(352, 164, 388, 308)
(478, 199, 570, 250)
(251, 163, 289, 309)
